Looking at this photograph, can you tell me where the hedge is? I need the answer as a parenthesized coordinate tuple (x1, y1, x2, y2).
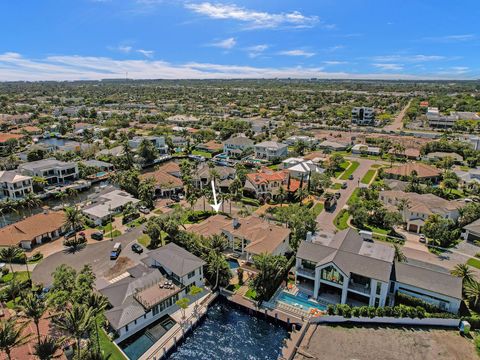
(396, 292, 447, 314)
(241, 197, 260, 207)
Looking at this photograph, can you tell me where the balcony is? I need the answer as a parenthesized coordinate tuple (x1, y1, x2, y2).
(348, 280, 370, 295)
(296, 267, 315, 279)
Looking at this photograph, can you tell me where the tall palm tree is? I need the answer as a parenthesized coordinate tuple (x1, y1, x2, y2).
(85, 292, 109, 354)
(17, 292, 48, 342)
(0, 317, 32, 360)
(395, 198, 410, 222)
(53, 304, 94, 360)
(63, 206, 84, 242)
(207, 251, 224, 290)
(0, 199, 20, 228)
(451, 263, 474, 288)
(393, 244, 407, 263)
(277, 186, 286, 207)
(0, 246, 23, 275)
(22, 193, 42, 216)
(32, 336, 63, 360)
(465, 280, 480, 309)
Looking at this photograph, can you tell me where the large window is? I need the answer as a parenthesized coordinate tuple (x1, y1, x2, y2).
(301, 259, 316, 271)
(187, 270, 195, 279)
(320, 266, 344, 285)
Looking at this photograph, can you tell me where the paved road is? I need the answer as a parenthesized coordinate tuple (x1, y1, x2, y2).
(383, 99, 412, 132)
(317, 158, 379, 232)
(32, 225, 150, 289)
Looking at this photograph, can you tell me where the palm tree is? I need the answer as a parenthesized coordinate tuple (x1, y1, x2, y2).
(187, 192, 198, 210)
(0, 199, 20, 227)
(32, 336, 63, 360)
(22, 193, 42, 216)
(207, 251, 224, 290)
(17, 292, 48, 342)
(63, 206, 84, 242)
(0, 317, 32, 360)
(0, 246, 24, 275)
(393, 244, 407, 263)
(395, 198, 410, 222)
(465, 280, 480, 309)
(53, 304, 94, 360)
(451, 263, 474, 287)
(277, 186, 287, 207)
(84, 292, 109, 354)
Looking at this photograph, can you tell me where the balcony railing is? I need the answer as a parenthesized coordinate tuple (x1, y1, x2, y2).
(348, 281, 370, 295)
(296, 267, 315, 278)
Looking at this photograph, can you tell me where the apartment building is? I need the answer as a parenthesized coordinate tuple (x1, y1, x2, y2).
(352, 107, 375, 126)
(0, 170, 33, 199)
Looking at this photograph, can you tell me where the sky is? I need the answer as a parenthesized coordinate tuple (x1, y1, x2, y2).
(0, 0, 479, 81)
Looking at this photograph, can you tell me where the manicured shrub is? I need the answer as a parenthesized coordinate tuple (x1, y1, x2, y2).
(375, 307, 385, 317)
(359, 306, 369, 317)
(327, 304, 335, 315)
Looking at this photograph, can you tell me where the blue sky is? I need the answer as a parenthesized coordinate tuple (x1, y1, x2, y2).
(0, 0, 479, 80)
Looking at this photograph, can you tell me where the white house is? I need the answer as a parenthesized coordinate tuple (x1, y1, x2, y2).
(351, 144, 381, 156)
(223, 135, 254, 158)
(18, 158, 79, 184)
(282, 159, 325, 179)
(295, 229, 462, 313)
(0, 170, 33, 199)
(254, 141, 288, 161)
(284, 135, 318, 146)
(128, 136, 168, 154)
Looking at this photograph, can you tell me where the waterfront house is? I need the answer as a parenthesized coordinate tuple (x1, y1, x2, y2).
(128, 136, 168, 155)
(196, 141, 223, 155)
(0, 211, 65, 249)
(254, 141, 288, 161)
(193, 164, 236, 190)
(0, 133, 24, 155)
(379, 190, 463, 233)
(351, 144, 381, 156)
(281, 158, 325, 180)
(223, 135, 254, 158)
(80, 159, 115, 173)
(140, 162, 183, 198)
(244, 168, 302, 199)
(0, 170, 33, 199)
(187, 214, 291, 261)
(19, 158, 79, 184)
(295, 229, 462, 313)
(425, 152, 463, 163)
(82, 187, 140, 225)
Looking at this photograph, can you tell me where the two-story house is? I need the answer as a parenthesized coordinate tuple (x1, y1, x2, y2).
(223, 135, 254, 158)
(0, 170, 33, 199)
(254, 141, 288, 161)
(18, 158, 79, 184)
(295, 229, 462, 313)
(379, 190, 463, 233)
(128, 136, 168, 155)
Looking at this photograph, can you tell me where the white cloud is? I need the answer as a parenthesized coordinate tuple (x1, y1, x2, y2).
(373, 54, 445, 63)
(422, 34, 475, 42)
(278, 49, 315, 57)
(0, 52, 473, 81)
(184, 2, 319, 29)
(372, 63, 404, 71)
(323, 61, 348, 65)
(117, 45, 133, 53)
(246, 44, 269, 58)
(137, 49, 155, 58)
(210, 37, 237, 49)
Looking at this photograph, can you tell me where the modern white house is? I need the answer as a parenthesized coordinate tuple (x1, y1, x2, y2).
(100, 243, 206, 343)
(18, 158, 79, 184)
(254, 141, 288, 161)
(223, 135, 254, 158)
(379, 190, 463, 233)
(282, 158, 325, 179)
(295, 229, 462, 313)
(82, 187, 140, 225)
(284, 135, 318, 146)
(0, 170, 33, 199)
(351, 144, 381, 156)
(128, 136, 168, 154)
(352, 107, 375, 126)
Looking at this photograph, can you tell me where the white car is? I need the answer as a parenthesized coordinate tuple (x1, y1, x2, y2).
(419, 234, 426, 243)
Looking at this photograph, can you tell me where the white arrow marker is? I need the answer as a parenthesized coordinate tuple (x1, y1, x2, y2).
(210, 179, 221, 213)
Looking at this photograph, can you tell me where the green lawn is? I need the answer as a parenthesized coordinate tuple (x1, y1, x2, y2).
(268, 164, 280, 170)
(330, 183, 342, 190)
(1, 271, 29, 284)
(137, 234, 151, 248)
(311, 203, 324, 217)
(339, 161, 360, 180)
(99, 326, 127, 360)
(347, 188, 361, 206)
(153, 208, 163, 215)
(361, 169, 376, 185)
(333, 209, 350, 230)
(245, 288, 258, 300)
(467, 257, 480, 269)
(192, 150, 213, 159)
(371, 164, 383, 169)
(334, 161, 350, 178)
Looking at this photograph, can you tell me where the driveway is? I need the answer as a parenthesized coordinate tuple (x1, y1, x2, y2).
(317, 157, 379, 232)
(32, 225, 150, 289)
(383, 99, 412, 132)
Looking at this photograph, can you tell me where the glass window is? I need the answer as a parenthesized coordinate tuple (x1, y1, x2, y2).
(376, 282, 382, 295)
(320, 266, 344, 285)
(301, 259, 316, 271)
(188, 270, 195, 279)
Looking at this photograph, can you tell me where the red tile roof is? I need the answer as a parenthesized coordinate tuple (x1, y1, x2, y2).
(0, 133, 24, 143)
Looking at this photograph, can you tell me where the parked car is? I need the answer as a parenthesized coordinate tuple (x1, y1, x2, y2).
(419, 234, 426, 243)
(348, 174, 354, 180)
(131, 243, 143, 254)
(138, 206, 150, 214)
(110, 243, 122, 260)
(63, 230, 76, 240)
(341, 182, 348, 189)
(171, 194, 180, 202)
(91, 231, 104, 241)
(335, 192, 341, 199)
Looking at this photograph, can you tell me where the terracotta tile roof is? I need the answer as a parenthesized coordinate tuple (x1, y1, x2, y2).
(0, 132, 24, 143)
(140, 164, 183, 189)
(185, 214, 232, 237)
(384, 162, 441, 178)
(0, 211, 65, 247)
(246, 168, 288, 186)
(197, 140, 223, 151)
(11, 126, 42, 134)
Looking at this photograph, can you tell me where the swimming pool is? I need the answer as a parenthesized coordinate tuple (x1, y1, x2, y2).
(227, 258, 239, 270)
(276, 291, 326, 312)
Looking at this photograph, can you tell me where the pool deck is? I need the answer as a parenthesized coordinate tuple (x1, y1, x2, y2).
(139, 291, 217, 360)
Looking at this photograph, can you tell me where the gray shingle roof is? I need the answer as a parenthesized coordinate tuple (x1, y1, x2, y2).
(147, 243, 205, 277)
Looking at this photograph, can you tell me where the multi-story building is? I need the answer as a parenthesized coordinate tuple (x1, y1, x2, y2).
(0, 170, 33, 199)
(128, 136, 168, 154)
(101, 243, 205, 343)
(352, 107, 375, 126)
(223, 135, 254, 158)
(244, 168, 302, 198)
(295, 229, 462, 313)
(18, 158, 79, 184)
(254, 141, 288, 161)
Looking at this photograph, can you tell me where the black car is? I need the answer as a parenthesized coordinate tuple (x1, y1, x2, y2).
(335, 192, 341, 199)
(131, 243, 143, 254)
(348, 174, 354, 180)
(91, 231, 104, 241)
(170, 194, 180, 202)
